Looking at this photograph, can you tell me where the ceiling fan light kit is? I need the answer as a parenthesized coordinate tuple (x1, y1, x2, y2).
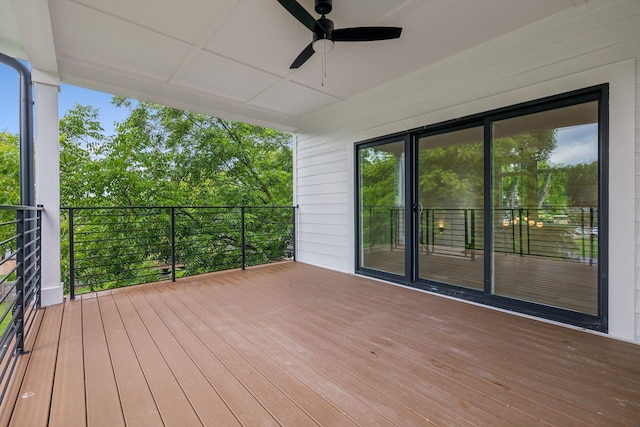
(277, 0, 402, 70)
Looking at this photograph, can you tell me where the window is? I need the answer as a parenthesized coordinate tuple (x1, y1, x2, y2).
(355, 86, 607, 330)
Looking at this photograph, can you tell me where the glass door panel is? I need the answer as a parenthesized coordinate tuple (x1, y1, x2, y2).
(358, 140, 406, 276)
(418, 127, 484, 289)
(491, 102, 599, 314)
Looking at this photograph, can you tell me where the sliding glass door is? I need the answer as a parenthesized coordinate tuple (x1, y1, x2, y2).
(357, 139, 406, 276)
(417, 127, 484, 289)
(491, 102, 600, 315)
(355, 86, 607, 330)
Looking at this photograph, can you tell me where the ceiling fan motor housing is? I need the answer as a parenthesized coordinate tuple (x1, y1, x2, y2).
(314, 17, 334, 42)
(315, 0, 332, 15)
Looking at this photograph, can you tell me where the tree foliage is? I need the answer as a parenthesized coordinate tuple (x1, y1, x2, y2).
(55, 99, 294, 293)
(0, 132, 19, 206)
(59, 100, 292, 207)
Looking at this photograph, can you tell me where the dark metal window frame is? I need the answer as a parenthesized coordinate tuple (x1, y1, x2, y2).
(355, 84, 609, 332)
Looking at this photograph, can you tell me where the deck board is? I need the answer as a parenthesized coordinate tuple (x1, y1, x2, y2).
(109, 288, 202, 426)
(140, 283, 323, 426)
(96, 291, 163, 426)
(9, 304, 62, 427)
(215, 269, 578, 425)
(49, 299, 85, 426)
(3, 261, 640, 426)
(162, 280, 394, 426)
(81, 294, 125, 426)
(0, 306, 45, 427)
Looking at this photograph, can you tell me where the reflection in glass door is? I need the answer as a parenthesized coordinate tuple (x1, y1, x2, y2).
(356, 87, 605, 329)
(418, 127, 484, 289)
(491, 102, 599, 315)
(358, 140, 405, 276)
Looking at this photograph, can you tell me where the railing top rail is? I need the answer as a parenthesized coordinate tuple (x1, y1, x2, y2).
(61, 205, 296, 210)
(0, 205, 43, 211)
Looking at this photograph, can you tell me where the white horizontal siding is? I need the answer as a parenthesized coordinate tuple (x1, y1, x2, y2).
(297, 193, 348, 206)
(297, 182, 349, 196)
(296, 203, 349, 215)
(296, 160, 346, 178)
(297, 214, 348, 226)
(294, 0, 640, 341)
(297, 173, 347, 190)
(298, 231, 349, 248)
(297, 223, 350, 237)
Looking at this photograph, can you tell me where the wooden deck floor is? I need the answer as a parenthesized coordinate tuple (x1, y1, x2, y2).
(1, 261, 639, 426)
(364, 249, 598, 314)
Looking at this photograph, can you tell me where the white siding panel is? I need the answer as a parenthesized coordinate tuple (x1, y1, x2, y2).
(297, 141, 347, 160)
(297, 182, 350, 196)
(297, 222, 349, 237)
(297, 203, 349, 215)
(298, 231, 347, 247)
(297, 193, 348, 206)
(297, 171, 347, 188)
(297, 251, 352, 273)
(294, 0, 640, 341)
(296, 160, 346, 178)
(297, 214, 348, 226)
(296, 151, 346, 169)
(297, 240, 349, 257)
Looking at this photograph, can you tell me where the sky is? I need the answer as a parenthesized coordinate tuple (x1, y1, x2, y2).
(550, 124, 598, 166)
(0, 62, 130, 137)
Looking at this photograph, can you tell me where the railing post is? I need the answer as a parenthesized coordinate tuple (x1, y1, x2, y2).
(368, 206, 373, 250)
(36, 206, 42, 309)
(511, 209, 516, 254)
(241, 207, 246, 270)
(389, 209, 394, 250)
(69, 208, 75, 300)
(526, 208, 531, 255)
(518, 208, 524, 257)
(430, 209, 435, 254)
(589, 208, 595, 266)
(425, 209, 430, 255)
(464, 209, 469, 257)
(292, 206, 296, 262)
(170, 207, 176, 282)
(470, 209, 476, 261)
(581, 208, 586, 263)
(15, 209, 25, 355)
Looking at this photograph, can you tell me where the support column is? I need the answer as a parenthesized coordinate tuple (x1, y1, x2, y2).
(33, 69, 62, 307)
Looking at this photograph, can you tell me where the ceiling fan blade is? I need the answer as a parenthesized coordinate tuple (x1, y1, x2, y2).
(277, 0, 324, 33)
(290, 43, 315, 69)
(333, 27, 402, 42)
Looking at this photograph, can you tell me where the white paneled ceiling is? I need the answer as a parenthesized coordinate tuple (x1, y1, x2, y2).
(2, 0, 582, 131)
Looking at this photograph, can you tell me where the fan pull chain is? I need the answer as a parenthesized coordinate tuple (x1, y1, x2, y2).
(321, 40, 327, 87)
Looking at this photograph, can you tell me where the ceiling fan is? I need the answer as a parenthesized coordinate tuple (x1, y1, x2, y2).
(277, 0, 403, 69)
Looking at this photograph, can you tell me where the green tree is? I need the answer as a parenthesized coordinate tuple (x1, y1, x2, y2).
(58, 100, 294, 293)
(0, 132, 20, 206)
(419, 142, 484, 209)
(0, 132, 20, 259)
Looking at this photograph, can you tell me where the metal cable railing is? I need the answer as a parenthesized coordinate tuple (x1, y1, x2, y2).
(362, 206, 598, 264)
(62, 206, 296, 299)
(0, 205, 43, 404)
